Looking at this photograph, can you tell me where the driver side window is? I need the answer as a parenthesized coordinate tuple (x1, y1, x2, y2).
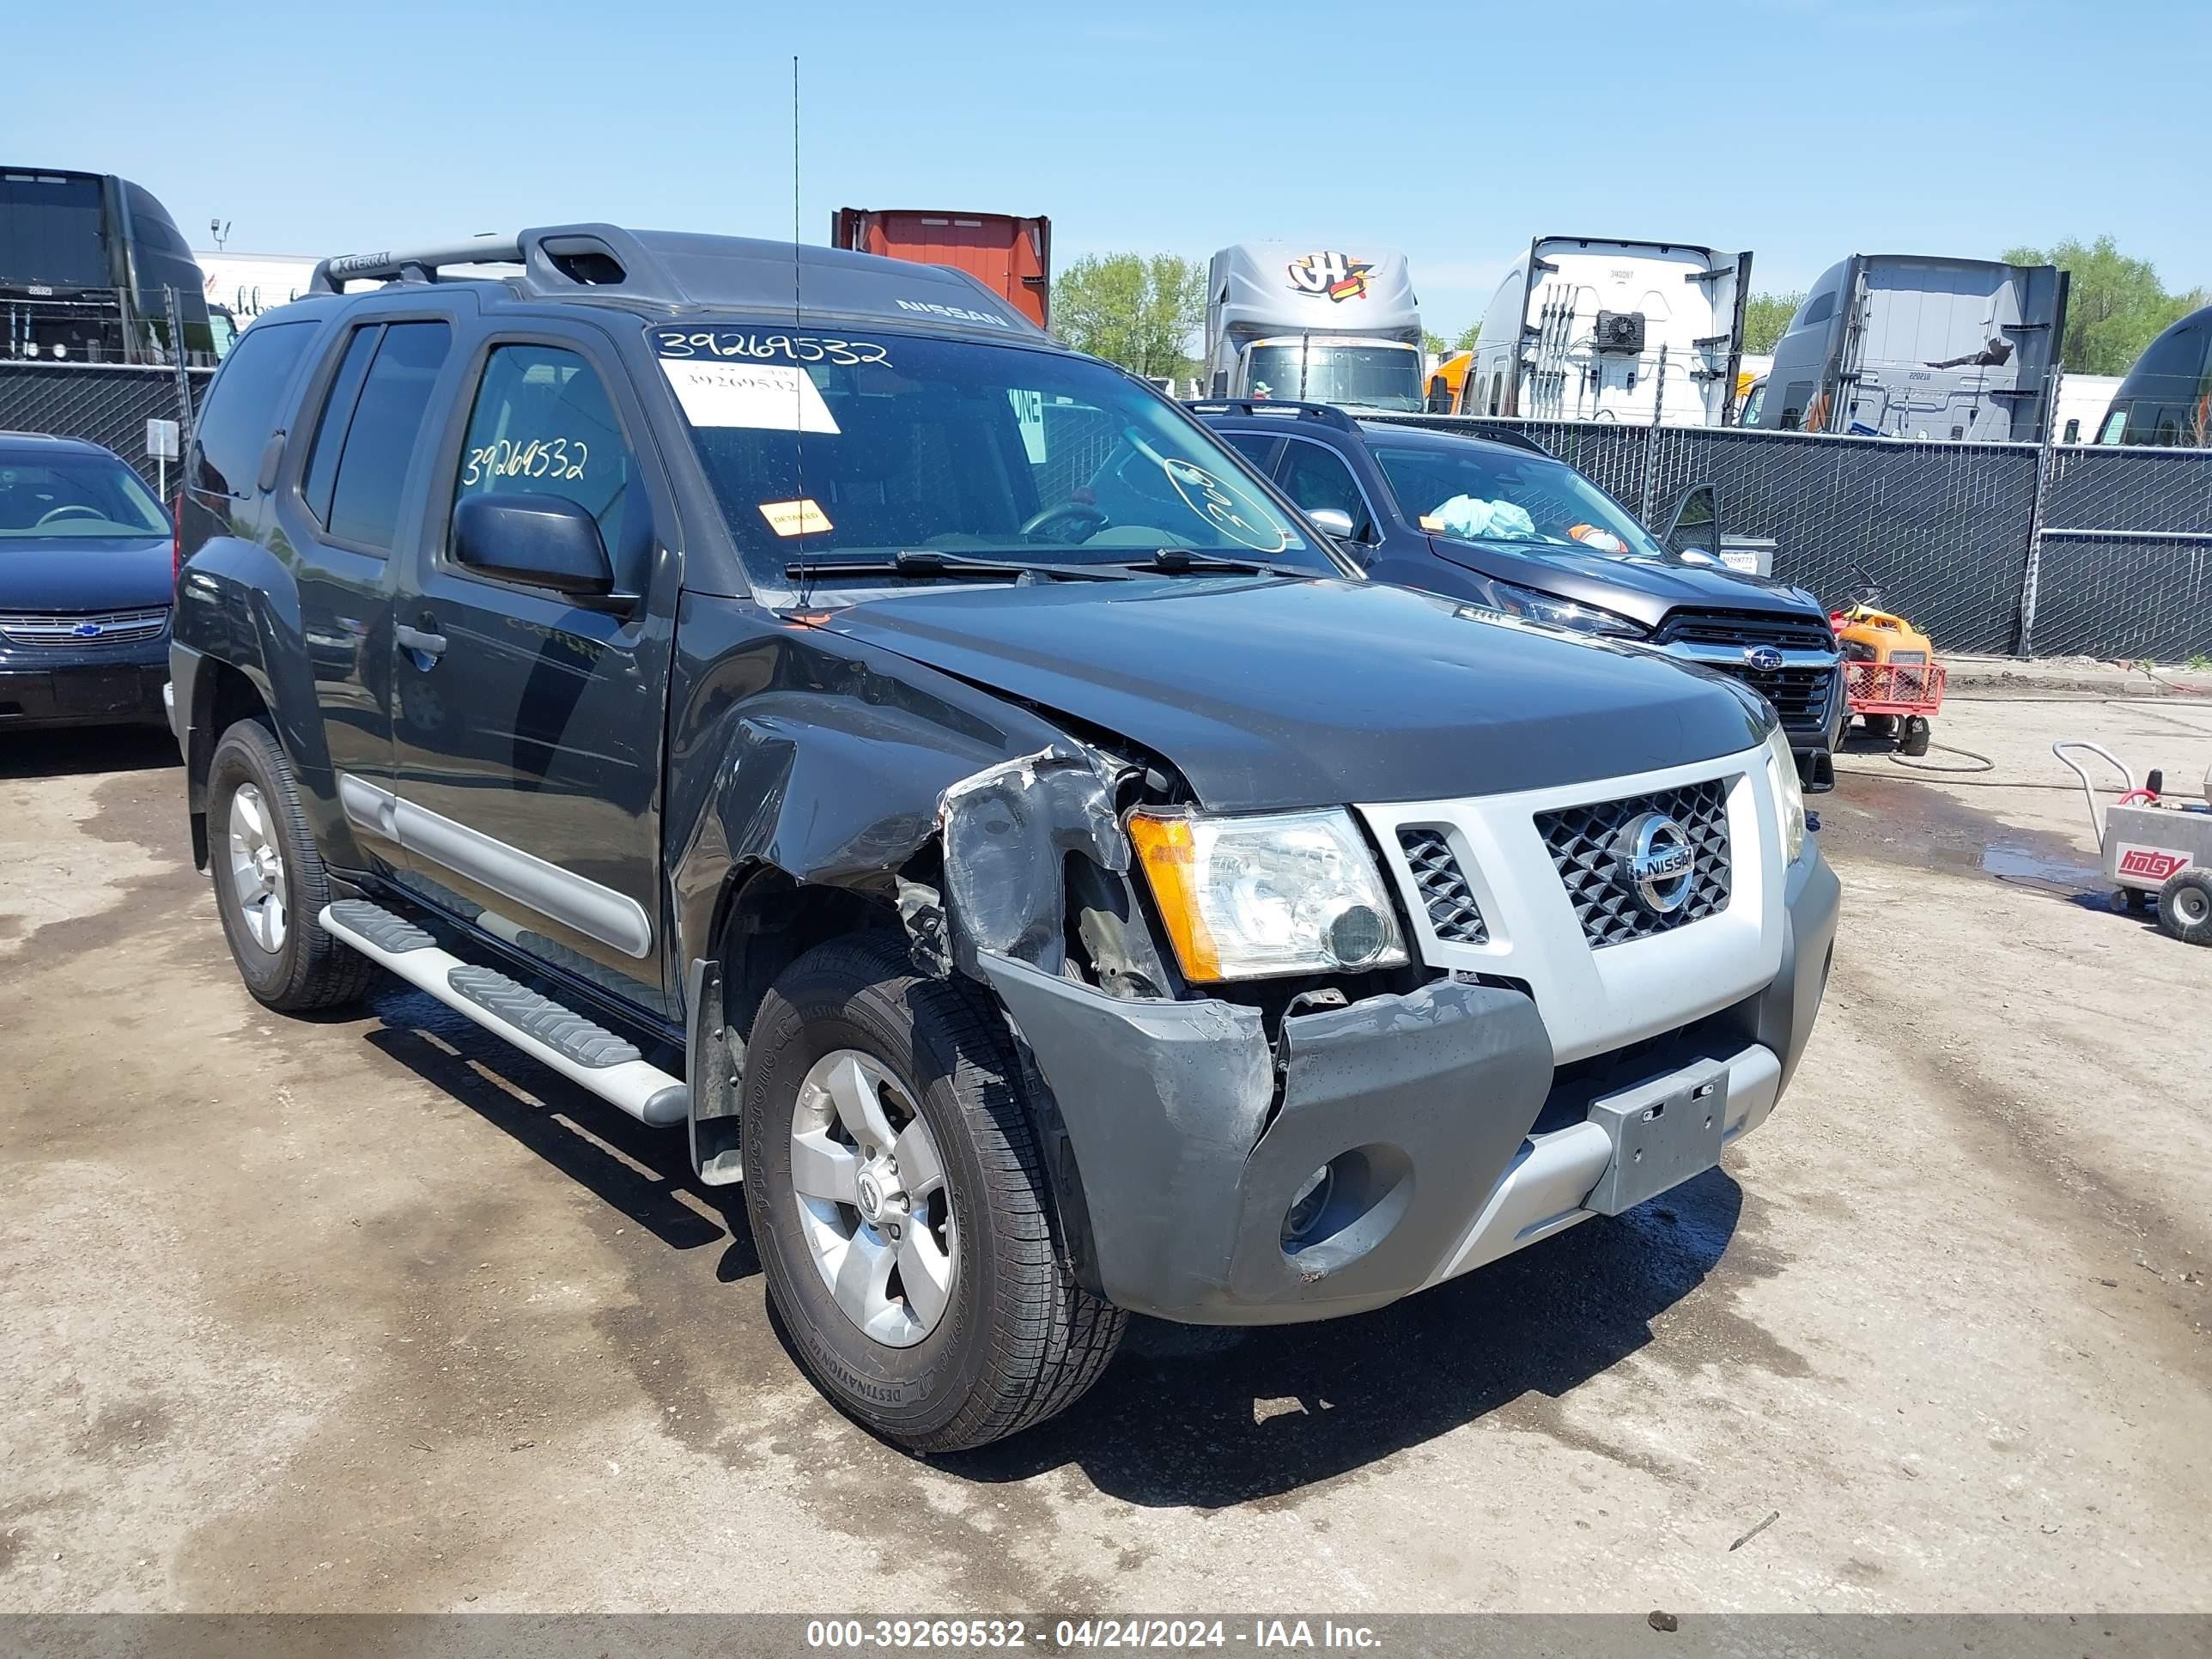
(1279, 440, 1373, 542)
(453, 343, 647, 586)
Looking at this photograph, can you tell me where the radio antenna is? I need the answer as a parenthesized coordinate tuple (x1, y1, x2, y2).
(792, 53, 811, 605)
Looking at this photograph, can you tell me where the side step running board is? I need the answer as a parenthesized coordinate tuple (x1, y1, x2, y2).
(322, 900, 688, 1127)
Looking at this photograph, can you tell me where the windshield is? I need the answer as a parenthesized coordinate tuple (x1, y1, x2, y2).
(0, 172, 108, 289)
(1370, 442, 1670, 560)
(0, 452, 169, 539)
(656, 326, 1324, 586)
(1245, 342, 1424, 411)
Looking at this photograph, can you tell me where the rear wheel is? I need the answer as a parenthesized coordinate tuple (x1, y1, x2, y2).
(2157, 869, 2212, 946)
(741, 934, 1124, 1452)
(207, 720, 377, 1012)
(1862, 714, 1898, 739)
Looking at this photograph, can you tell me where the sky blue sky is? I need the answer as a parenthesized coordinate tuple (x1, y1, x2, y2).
(15, 0, 2209, 338)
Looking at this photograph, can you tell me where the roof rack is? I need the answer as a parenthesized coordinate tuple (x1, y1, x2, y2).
(310, 236, 522, 294)
(1182, 399, 1358, 430)
(1354, 413, 1554, 459)
(308, 227, 678, 297)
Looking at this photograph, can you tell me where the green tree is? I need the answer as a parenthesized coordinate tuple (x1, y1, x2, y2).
(2002, 236, 2203, 375)
(1050, 253, 1206, 381)
(1423, 324, 1481, 360)
(1741, 291, 1804, 355)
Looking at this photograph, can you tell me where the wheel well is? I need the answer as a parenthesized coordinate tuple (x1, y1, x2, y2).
(186, 660, 271, 869)
(709, 860, 1110, 1298)
(716, 866, 902, 1048)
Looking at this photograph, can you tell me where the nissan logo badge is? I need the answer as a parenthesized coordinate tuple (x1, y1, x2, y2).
(1614, 813, 1696, 916)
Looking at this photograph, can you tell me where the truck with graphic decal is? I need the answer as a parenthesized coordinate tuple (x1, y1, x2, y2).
(169, 223, 1837, 1454)
(1202, 242, 1425, 410)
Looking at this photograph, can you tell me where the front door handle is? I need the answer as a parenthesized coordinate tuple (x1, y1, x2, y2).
(396, 623, 447, 659)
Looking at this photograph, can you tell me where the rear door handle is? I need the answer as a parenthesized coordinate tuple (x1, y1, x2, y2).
(396, 623, 447, 659)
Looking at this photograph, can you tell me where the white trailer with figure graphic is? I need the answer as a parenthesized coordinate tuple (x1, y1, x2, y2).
(1468, 237, 1753, 426)
(1202, 243, 1424, 410)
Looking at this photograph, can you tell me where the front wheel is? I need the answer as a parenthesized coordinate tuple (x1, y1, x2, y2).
(1899, 715, 1932, 757)
(207, 719, 377, 1012)
(740, 934, 1124, 1452)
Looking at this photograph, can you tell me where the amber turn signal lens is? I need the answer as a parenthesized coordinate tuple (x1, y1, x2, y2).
(1125, 811, 1224, 982)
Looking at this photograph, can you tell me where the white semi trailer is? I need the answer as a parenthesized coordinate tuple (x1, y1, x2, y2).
(1469, 237, 1753, 426)
(1202, 244, 1424, 410)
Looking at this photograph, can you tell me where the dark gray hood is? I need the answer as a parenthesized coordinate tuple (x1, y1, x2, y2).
(1428, 536, 1826, 632)
(810, 575, 1769, 811)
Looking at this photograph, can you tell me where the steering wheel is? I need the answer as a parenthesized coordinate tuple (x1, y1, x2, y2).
(35, 504, 105, 526)
(1019, 501, 1109, 543)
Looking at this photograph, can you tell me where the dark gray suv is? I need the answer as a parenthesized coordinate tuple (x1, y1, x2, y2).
(170, 225, 1837, 1452)
(1195, 402, 1844, 791)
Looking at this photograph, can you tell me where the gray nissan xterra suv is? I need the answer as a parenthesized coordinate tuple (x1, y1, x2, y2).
(171, 225, 1838, 1452)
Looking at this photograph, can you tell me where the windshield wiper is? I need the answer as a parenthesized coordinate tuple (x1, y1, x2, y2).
(1137, 548, 1271, 575)
(784, 550, 1129, 583)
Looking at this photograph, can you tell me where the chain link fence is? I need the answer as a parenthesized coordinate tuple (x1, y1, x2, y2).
(0, 362, 211, 488)
(1370, 411, 2212, 661)
(6, 359, 2204, 661)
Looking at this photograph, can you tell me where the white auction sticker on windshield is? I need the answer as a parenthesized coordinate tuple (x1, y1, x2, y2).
(1160, 458, 1288, 553)
(660, 360, 840, 434)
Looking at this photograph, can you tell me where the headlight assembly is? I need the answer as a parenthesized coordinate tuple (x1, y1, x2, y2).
(1127, 807, 1409, 982)
(1478, 579, 1649, 639)
(1765, 725, 1808, 864)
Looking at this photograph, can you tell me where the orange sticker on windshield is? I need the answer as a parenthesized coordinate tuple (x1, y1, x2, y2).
(758, 498, 833, 538)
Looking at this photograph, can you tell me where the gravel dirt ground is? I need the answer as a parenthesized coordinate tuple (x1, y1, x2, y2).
(3, 692, 2208, 1616)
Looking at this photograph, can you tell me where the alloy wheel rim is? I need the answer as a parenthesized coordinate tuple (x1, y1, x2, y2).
(225, 783, 289, 953)
(789, 1049, 957, 1348)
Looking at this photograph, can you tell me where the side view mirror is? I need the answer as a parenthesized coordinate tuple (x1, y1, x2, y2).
(1307, 507, 1357, 540)
(453, 493, 614, 597)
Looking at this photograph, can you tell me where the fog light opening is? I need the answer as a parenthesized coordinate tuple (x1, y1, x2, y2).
(1282, 1164, 1336, 1245)
(1324, 900, 1390, 969)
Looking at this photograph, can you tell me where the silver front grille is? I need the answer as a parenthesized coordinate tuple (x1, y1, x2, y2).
(1534, 777, 1734, 948)
(1397, 827, 1488, 945)
(0, 607, 170, 647)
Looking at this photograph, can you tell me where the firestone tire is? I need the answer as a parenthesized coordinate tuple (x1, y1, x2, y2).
(206, 719, 378, 1013)
(740, 933, 1125, 1454)
(2157, 868, 2212, 946)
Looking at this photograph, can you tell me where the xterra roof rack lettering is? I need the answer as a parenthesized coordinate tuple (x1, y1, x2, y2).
(172, 222, 1838, 1452)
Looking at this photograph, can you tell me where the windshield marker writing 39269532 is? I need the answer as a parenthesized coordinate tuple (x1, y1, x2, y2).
(653, 328, 890, 368)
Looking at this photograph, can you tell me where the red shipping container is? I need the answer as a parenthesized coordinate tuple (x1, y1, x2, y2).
(830, 210, 1052, 329)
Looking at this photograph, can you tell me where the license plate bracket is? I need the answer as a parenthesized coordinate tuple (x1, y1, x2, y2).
(56, 668, 144, 714)
(1584, 1060, 1730, 1216)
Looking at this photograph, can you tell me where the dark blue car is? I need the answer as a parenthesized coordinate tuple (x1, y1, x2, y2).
(1194, 402, 1845, 789)
(0, 433, 174, 730)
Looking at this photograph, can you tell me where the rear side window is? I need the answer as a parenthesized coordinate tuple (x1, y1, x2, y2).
(302, 325, 382, 525)
(1220, 432, 1280, 471)
(304, 321, 453, 551)
(190, 319, 315, 497)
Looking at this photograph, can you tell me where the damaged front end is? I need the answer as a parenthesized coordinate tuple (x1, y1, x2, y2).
(902, 744, 1559, 1325)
